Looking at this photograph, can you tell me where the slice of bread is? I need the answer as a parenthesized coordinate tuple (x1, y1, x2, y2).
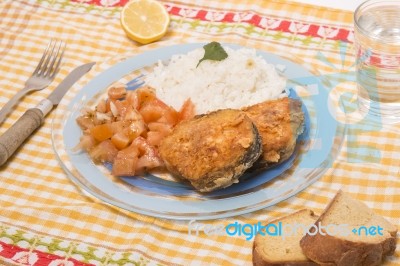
(253, 209, 319, 266)
(300, 190, 397, 266)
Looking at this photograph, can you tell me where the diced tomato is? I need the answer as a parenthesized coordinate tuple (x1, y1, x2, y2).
(112, 140, 140, 176)
(156, 98, 179, 125)
(112, 157, 137, 176)
(118, 141, 139, 159)
(114, 100, 130, 118)
(75, 134, 97, 152)
(90, 123, 114, 142)
(140, 98, 179, 125)
(132, 136, 159, 158)
(76, 116, 94, 130)
(150, 97, 170, 109)
(136, 86, 156, 108)
(111, 132, 130, 150)
(111, 120, 129, 134)
(178, 98, 195, 122)
(124, 120, 146, 141)
(160, 109, 179, 126)
(105, 99, 111, 113)
(131, 136, 150, 156)
(126, 91, 139, 110)
(147, 122, 172, 147)
(147, 122, 172, 134)
(108, 85, 127, 100)
(124, 108, 142, 121)
(139, 102, 163, 123)
(89, 140, 118, 163)
(147, 121, 172, 146)
(146, 131, 164, 147)
(136, 152, 164, 174)
(96, 99, 107, 113)
(77, 84, 196, 177)
(131, 137, 164, 174)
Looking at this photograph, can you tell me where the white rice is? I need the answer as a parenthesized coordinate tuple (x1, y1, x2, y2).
(145, 46, 287, 114)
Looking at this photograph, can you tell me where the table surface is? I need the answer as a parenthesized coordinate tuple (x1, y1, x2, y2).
(0, 0, 399, 265)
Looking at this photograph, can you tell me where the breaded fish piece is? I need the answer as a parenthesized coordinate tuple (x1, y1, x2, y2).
(242, 97, 304, 169)
(159, 109, 262, 192)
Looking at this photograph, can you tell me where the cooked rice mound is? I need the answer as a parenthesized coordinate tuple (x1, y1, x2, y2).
(145, 46, 287, 114)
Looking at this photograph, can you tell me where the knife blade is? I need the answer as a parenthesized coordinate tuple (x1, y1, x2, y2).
(0, 62, 96, 166)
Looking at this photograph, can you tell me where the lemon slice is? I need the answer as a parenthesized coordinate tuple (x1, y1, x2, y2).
(120, 0, 170, 44)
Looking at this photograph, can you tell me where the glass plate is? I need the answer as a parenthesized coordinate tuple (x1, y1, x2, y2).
(52, 43, 344, 220)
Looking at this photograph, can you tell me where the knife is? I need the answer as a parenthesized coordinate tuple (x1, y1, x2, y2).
(0, 62, 96, 166)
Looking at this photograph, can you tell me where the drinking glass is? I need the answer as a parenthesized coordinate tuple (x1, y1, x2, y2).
(354, 0, 400, 123)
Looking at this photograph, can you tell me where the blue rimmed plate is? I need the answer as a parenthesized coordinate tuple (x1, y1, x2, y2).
(52, 43, 344, 220)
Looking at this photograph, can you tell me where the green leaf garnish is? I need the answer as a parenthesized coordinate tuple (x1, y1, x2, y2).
(196, 41, 228, 67)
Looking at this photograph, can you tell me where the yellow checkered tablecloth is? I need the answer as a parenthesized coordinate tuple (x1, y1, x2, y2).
(0, 0, 399, 265)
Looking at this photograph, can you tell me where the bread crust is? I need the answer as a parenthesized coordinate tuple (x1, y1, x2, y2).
(300, 230, 396, 266)
(300, 190, 397, 266)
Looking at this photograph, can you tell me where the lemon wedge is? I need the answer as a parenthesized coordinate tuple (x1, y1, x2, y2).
(120, 0, 170, 44)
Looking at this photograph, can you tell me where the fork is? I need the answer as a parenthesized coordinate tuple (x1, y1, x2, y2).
(126, 74, 145, 90)
(0, 39, 65, 125)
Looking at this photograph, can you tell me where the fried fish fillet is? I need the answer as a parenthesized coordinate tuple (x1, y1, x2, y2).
(159, 109, 262, 192)
(242, 97, 304, 169)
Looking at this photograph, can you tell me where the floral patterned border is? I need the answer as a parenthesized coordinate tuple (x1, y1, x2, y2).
(167, 6, 352, 43)
(66, 0, 353, 43)
(71, 0, 129, 7)
(0, 225, 158, 266)
(0, 241, 90, 266)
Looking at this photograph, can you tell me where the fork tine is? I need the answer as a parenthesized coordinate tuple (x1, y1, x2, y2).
(51, 41, 66, 78)
(126, 74, 144, 86)
(126, 83, 145, 91)
(32, 40, 53, 76)
(44, 40, 61, 77)
(126, 74, 145, 90)
(42, 40, 61, 77)
(47, 41, 66, 79)
(0, 39, 66, 126)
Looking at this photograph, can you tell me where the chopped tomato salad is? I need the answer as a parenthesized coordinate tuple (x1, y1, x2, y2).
(76, 84, 195, 176)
